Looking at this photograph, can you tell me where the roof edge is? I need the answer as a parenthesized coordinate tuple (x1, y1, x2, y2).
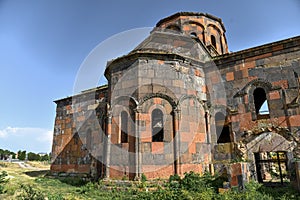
(214, 35, 300, 65)
(156, 12, 225, 31)
(54, 84, 108, 103)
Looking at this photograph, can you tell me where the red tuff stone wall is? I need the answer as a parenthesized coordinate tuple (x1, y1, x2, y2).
(156, 12, 228, 55)
(50, 12, 300, 183)
(213, 36, 300, 142)
(51, 87, 108, 178)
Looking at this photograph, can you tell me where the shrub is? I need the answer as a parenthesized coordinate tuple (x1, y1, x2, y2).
(47, 193, 65, 200)
(17, 184, 45, 200)
(59, 177, 87, 186)
(258, 184, 300, 200)
(168, 174, 181, 190)
(0, 171, 8, 194)
(141, 173, 147, 183)
(76, 182, 95, 194)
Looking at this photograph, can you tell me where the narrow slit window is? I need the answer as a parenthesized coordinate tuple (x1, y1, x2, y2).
(152, 109, 164, 142)
(211, 35, 217, 49)
(121, 111, 128, 143)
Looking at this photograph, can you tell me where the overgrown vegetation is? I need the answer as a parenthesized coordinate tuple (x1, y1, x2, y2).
(17, 184, 45, 200)
(0, 163, 299, 199)
(0, 171, 8, 194)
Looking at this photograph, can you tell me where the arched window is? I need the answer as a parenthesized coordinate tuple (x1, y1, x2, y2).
(211, 35, 217, 49)
(215, 112, 231, 143)
(120, 111, 128, 143)
(190, 32, 197, 38)
(166, 25, 181, 32)
(253, 88, 269, 118)
(152, 109, 164, 142)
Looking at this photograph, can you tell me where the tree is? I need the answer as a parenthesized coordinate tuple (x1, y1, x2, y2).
(27, 152, 40, 161)
(17, 150, 26, 161)
(40, 154, 50, 161)
(0, 149, 16, 160)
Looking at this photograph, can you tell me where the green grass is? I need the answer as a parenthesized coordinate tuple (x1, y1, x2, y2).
(0, 163, 299, 200)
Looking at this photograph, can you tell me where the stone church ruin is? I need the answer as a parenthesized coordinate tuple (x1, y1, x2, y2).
(50, 12, 300, 188)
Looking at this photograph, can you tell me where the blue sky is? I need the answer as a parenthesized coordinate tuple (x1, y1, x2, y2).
(0, 0, 299, 153)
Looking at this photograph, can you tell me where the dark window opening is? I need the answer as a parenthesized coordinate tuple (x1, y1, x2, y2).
(211, 35, 217, 49)
(217, 125, 231, 143)
(190, 32, 197, 38)
(253, 88, 269, 118)
(215, 112, 231, 143)
(166, 25, 181, 32)
(205, 112, 210, 143)
(121, 111, 128, 143)
(152, 109, 164, 142)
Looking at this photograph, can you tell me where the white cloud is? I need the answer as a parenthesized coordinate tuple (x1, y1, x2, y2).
(37, 130, 53, 143)
(0, 130, 7, 138)
(0, 126, 53, 153)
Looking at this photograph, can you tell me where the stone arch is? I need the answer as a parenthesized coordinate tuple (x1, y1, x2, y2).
(178, 94, 204, 108)
(139, 93, 177, 109)
(246, 78, 273, 94)
(111, 95, 138, 108)
(207, 24, 223, 44)
(182, 20, 205, 43)
(140, 95, 174, 143)
(246, 79, 273, 120)
(209, 104, 230, 118)
(234, 78, 274, 97)
(246, 132, 296, 154)
(183, 20, 205, 29)
(245, 132, 296, 184)
(110, 96, 136, 145)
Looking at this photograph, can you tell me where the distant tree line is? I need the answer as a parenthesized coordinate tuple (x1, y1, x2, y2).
(27, 152, 50, 161)
(0, 149, 16, 160)
(17, 150, 50, 161)
(0, 149, 50, 162)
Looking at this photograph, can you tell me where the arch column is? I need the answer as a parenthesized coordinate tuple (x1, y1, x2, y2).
(104, 109, 112, 179)
(134, 106, 142, 180)
(205, 110, 214, 174)
(173, 108, 181, 175)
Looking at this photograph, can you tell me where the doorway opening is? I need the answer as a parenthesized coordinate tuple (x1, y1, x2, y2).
(254, 151, 289, 186)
